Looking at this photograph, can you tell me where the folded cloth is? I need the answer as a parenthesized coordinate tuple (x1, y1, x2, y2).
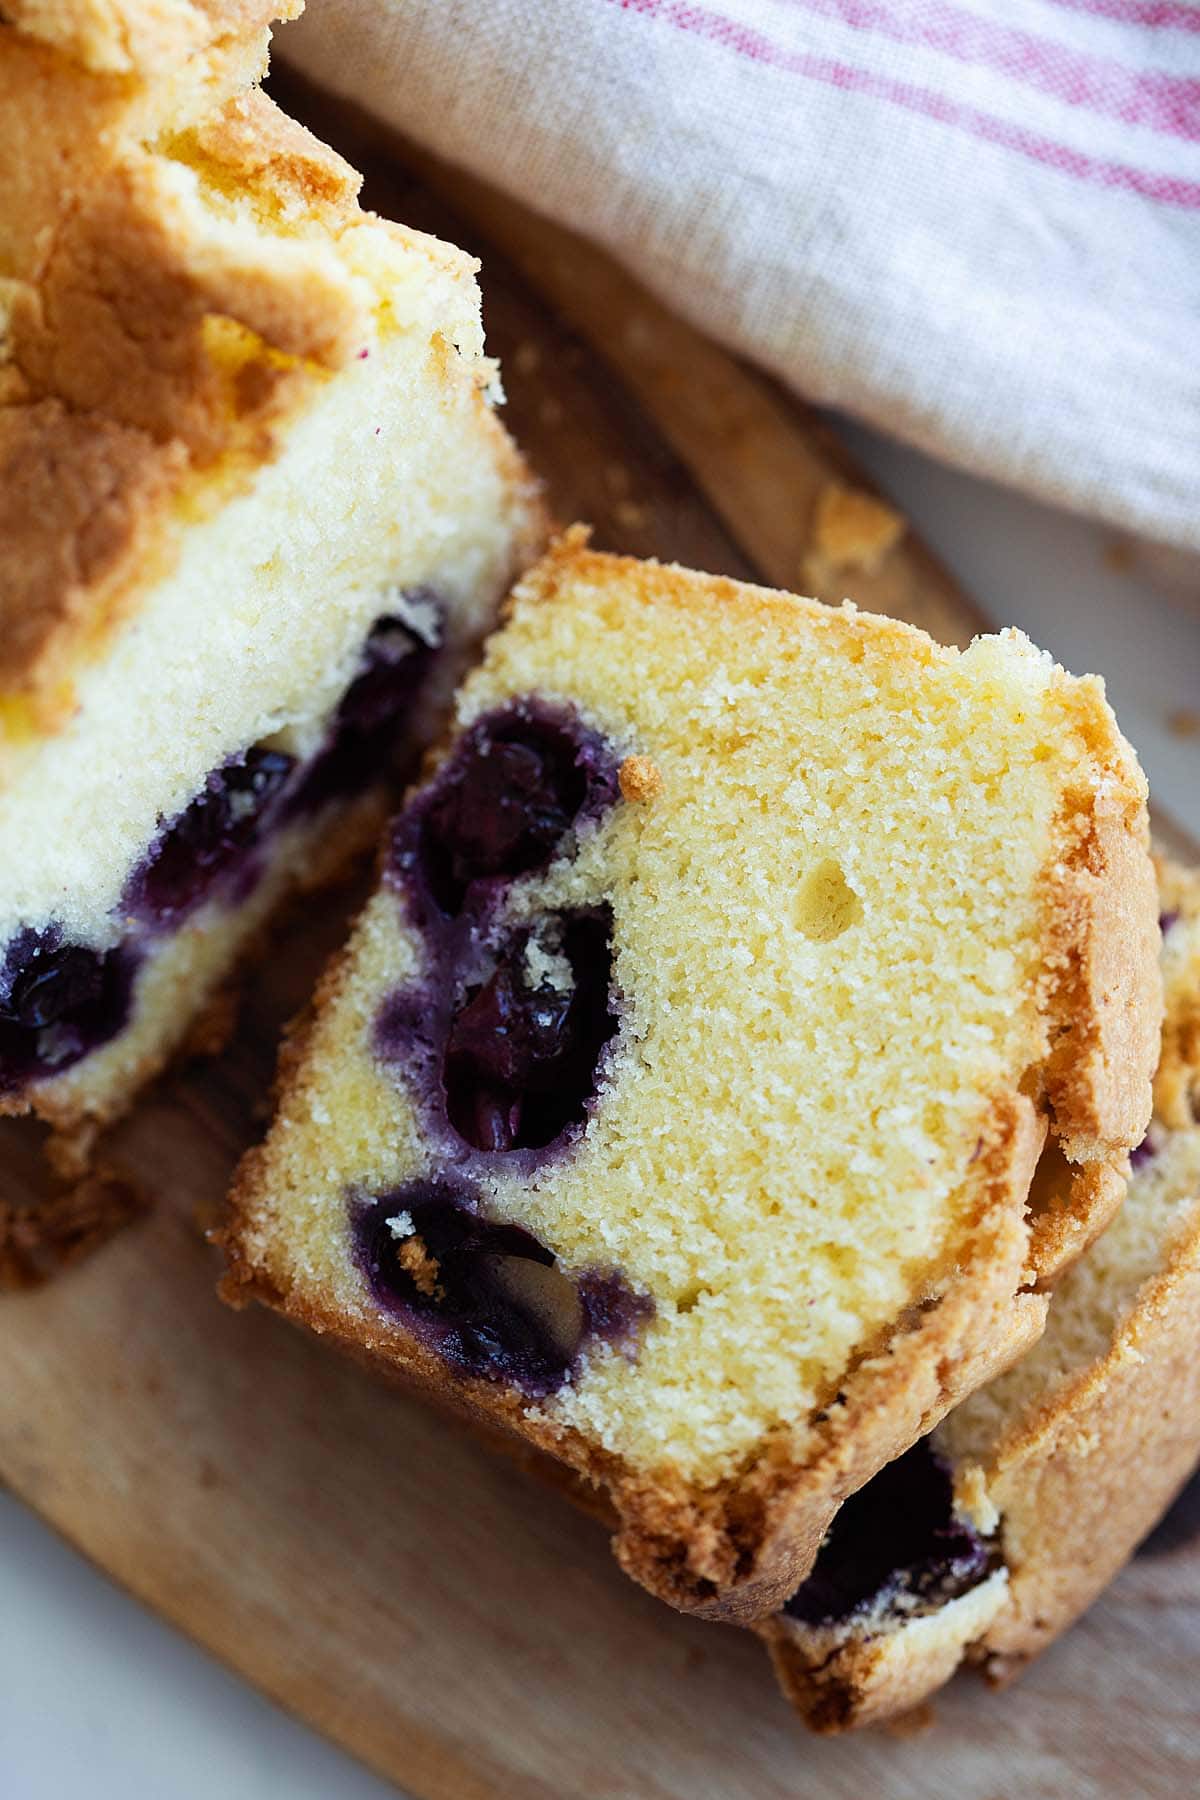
(284, 0, 1200, 557)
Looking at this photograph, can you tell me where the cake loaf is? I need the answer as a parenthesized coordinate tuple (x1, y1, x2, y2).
(0, 0, 543, 1158)
(224, 531, 1159, 1622)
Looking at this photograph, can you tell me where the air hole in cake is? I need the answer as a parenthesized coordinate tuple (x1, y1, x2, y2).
(397, 699, 620, 918)
(443, 909, 618, 1153)
(782, 1438, 993, 1626)
(795, 858, 862, 943)
(0, 927, 137, 1090)
(355, 1179, 650, 1393)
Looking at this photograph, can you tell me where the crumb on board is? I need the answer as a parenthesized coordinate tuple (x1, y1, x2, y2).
(0, 1172, 147, 1290)
(1104, 536, 1137, 573)
(1167, 708, 1200, 740)
(802, 482, 906, 586)
(884, 1702, 937, 1740)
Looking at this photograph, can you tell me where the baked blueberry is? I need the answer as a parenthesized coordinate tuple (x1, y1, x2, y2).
(357, 1180, 586, 1393)
(443, 911, 617, 1152)
(356, 1179, 650, 1393)
(0, 927, 135, 1088)
(127, 748, 295, 927)
(403, 700, 619, 917)
(783, 1439, 991, 1627)
(288, 609, 437, 816)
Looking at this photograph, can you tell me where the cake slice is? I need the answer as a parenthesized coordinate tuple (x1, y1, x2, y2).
(0, 0, 543, 1156)
(761, 859, 1200, 1728)
(224, 531, 1159, 1623)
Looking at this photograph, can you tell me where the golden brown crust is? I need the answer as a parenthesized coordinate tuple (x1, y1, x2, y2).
(186, 86, 361, 215)
(1039, 754, 1161, 1166)
(0, 400, 188, 713)
(0, 1, 481, 724)
(757, 1208, 1200, 1729)
(975, 1206, 1200, 1674)
(10, 159, 363, 444)
(1021, 1145, 1126, 1291)
(0, 5, 272, 283)
(757, 1572, 1009, 1733)
(2, 0, 295, 76)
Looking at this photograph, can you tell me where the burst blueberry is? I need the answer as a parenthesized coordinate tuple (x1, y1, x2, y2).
(443, 910, 617, 1152)
(357, 1180, 584, 1392)
(127, 747, 295, 926)
(411, 700, 618, 916)
(287, 609, 436, 816)
(783, 1438, 992, 1627)
(356, 1179, 650, 1394)
(0, 927, 135, 1089)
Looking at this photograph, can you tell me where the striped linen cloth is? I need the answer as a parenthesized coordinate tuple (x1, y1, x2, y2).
(285, 0, 1200, 555)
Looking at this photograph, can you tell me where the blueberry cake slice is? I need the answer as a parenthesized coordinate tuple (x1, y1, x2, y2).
(0, 1, 543, 1153)
(762, 859, 1200, 1729)
(224, 531, 1159, 1623)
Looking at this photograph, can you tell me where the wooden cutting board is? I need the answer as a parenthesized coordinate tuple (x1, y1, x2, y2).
(3, 80, 1199, 1800)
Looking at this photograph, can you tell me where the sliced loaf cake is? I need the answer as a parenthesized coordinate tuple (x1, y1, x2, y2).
(224, 531, 1159, 1621)
(0, 0, 542, 1157)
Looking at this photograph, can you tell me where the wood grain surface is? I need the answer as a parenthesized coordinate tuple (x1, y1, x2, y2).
(3, 82, 1198, 1800)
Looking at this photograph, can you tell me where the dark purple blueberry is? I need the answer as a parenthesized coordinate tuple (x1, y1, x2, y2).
(1137, 1467, 1200, 1558)
(339, 612, 436, 736)
(356, 1179, 651, 1392)
(1131, 1135, 1157, 1170)
(1159, 912, 1180, 938)
(286, 607, 437, 817)
(443, 910, 616, 1153)
(402, 700, 620, 917)
(0, 926, 136, 1090)
(576, 1270, 655, 1353)
(783, 1438, 993, 1627)
(5, 938, 104, 1029)
(127, 747, 295, 926)
(357, 1179, 584, 1393)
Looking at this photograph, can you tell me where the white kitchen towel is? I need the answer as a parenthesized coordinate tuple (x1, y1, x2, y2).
(285, 0, 1200, 553)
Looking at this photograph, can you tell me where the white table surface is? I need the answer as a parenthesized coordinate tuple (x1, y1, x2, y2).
(3, 422, 1199, 1800)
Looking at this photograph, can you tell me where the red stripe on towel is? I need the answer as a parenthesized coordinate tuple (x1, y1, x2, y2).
(611, 0, 1200, 207)
(1040, 0, 1200, 32)
(771, 0, 1200, 142)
